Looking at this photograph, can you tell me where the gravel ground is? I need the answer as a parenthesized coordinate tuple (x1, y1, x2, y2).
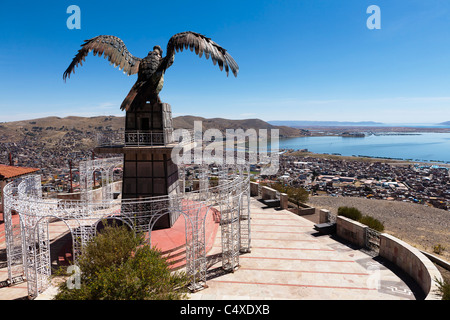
(306, 196, 450, 264)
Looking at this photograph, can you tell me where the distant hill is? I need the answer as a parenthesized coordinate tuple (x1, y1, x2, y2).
(268, 120, 384, 127)
(0, 115, 307, 171)
(438, 121, 450, 126)
(0, 116, 124, 145)
(0, 115, 307, 145)
(174, 116, 308, 137)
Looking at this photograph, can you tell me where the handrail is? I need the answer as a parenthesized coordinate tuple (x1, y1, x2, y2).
(96, 129, 195, 147)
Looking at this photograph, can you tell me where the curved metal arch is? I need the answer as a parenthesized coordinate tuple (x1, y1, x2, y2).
(201, 204, 220, 257)
(218, 192, 242, 272)
(26, 214, 77, 298)
(31, 214, 77, 236)
(79, 156, 123, 202)
(180, 201, 209, 291)
(92, 214, 135, 234)
(144, 200, 209, 291)
(238, 189, 251, 253)
(147, 210, 186, 245)
(4, 161, 252, 298)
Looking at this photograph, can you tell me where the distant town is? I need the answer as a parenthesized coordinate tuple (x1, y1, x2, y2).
(260, 150, 450, 210)
(0, 125, 109, 195)
(1, 117, 450, 211)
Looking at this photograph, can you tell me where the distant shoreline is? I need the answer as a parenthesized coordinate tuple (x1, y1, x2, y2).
(284, 149, 450, 168)
(280, 129, 450, 165)
(296, 126, 450, 135)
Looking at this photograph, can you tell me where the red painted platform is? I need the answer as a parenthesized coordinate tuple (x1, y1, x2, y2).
(2, 204, 221, 271)
(151, 206, 220, 269)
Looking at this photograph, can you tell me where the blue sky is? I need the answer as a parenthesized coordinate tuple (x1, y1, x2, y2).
(2, 0, 450, 124)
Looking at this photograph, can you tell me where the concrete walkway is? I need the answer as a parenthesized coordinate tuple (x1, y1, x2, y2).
(189, 198, 422, 300)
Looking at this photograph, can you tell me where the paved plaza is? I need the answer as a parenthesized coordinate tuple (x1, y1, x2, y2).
(0, 198, 424, 300)
(189, 198, 423, 300)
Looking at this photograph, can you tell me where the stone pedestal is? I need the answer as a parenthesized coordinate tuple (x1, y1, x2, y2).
(121, 146, 179, 199)
(280, 193, 288, 209)
(95, 102, 180, 228)
(124, 102, 174, 145)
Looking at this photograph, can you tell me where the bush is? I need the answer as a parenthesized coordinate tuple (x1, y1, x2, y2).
(54, 224, 190, 300)
(358, 215, 385, 232)
(433, 244, 446, 255)
(337, 206, 362, 221)
(286, 186, 309, 207)
(77, 223, 143, 280)
(435, 277, 450, 300)
(269, 182, 290, 194)
(337, 207, 384, 232)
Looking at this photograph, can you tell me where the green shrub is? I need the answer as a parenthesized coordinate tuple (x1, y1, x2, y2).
(433, 244, 446, 255)
(54, 224, 190, 300)
(287, 186, 309, 206)
(269, 182, 290, 194)
(359, 215, 385, 232)
(337, 206, 362, 221)
(337, 207, 384, 231)
(77, 223, 143, 280)
(435, 277, 450, 300)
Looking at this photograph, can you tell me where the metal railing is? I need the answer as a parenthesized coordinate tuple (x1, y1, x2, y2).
(97, 129, 195, 147)
(125, 131, 165, 146)
(365, 227, 381, 252)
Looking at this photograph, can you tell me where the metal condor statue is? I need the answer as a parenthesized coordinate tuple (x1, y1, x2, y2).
(63, 31, 239, 111)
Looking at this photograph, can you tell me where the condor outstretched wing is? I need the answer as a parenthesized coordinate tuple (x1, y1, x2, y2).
(63, 35, 142, 81)
(162, 31, 239, 77)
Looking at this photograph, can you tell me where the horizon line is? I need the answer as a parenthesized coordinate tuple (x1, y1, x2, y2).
(1, 114, 449, 127)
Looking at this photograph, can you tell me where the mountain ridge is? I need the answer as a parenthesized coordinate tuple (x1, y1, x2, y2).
(0, 115, 308, 144)
(268, 120, 384, 127)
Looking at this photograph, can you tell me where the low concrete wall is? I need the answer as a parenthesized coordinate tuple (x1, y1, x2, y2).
(336, 216, 367, 248)
(298, 206, 315, 216)
(288, 200, 316, 215)
(57, 181, 122, 201)
(280, 193, 288, 209)
(335, 216, 444, 300)
(380, 233, 443, 300)
(250, 182, 259, 197)
(56, 192, 81, 200)
(261, 186, 277, 200)
(319, 209, 331, 223)
(111, 181, 122, 193)
(421, 250, 450, 271)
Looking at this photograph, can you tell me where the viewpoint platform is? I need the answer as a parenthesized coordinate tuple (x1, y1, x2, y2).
(189, 198, 422, 300)
(0, 197, 423, 300)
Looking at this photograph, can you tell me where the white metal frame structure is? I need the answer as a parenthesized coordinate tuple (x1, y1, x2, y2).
(3, 159, 250, 298)
(79, 156, 122, 203)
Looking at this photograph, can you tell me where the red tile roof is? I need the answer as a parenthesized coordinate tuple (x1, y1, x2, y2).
(0, 164, 40, 180)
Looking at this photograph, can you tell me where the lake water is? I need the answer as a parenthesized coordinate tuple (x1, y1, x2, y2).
(279, 132, 450, 163)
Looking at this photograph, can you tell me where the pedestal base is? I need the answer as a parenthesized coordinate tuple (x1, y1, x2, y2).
(95, 102, 179, 229)
(96, 145, 180, 228)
